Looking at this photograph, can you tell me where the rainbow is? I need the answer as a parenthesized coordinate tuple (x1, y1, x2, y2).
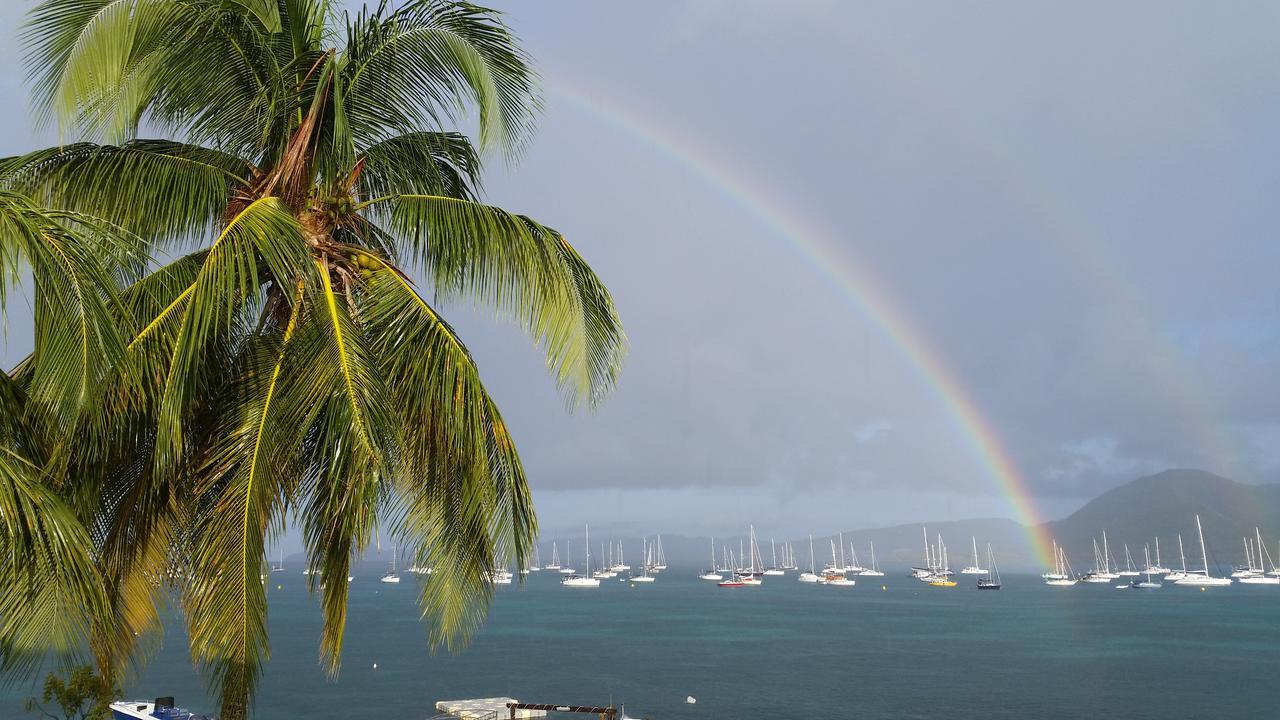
(546, 78, 1059, 567)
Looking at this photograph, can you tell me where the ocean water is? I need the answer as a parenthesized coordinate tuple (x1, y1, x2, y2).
(6, 570, 1278, 719)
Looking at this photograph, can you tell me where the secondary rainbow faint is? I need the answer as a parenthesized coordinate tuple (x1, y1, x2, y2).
(547, 77, 1059, 569)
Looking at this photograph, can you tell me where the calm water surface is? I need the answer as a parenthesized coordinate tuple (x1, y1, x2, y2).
(6, 571, 1277, 719)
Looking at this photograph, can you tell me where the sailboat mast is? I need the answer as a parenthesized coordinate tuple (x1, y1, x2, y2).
(1178, 534, 1186, 573)
(809, 535, 816, 573)
(1196, 514, 1209, 575)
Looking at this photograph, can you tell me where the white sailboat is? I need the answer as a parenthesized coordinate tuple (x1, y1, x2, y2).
(859, 540, 884, 577)
(562, 526, 601, 588)
(1120, 546, 1161, 589)
(1045, 542, 1078, 586)
(651, 534, 668, 571)
(1238, 528, 1280, 585)
(738, 527, 764, 585)
(271, 545, 285, 573)
(960, 536, 986, 575)
(1173, 515, 1232, 586)
(823, 537, 855, 586)
(699, 536, 723, 580)
(976, 543, 1001, 589)
(764, 538, 786, 575)
(1117, 544, 1140, 577)
(1164, 535, 1190, 581)
(1083, 532, 1120, 582)
(380, 543, 401, 583)
(610, 541, 630, 572)
(1146, 536, 1171, 574)
(798, 535, 821, 583)
(544, 542, 562, 571)
(629, 538, 656, 582)
(559, 540, 576, 574)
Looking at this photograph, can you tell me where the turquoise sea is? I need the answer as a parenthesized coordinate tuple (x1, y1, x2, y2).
(6, 569, 1278, 719)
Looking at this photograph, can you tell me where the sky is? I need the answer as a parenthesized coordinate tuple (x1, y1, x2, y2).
(2, 2, 1280, 543)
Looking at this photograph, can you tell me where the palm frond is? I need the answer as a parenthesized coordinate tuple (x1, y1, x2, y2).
(342, 0, 540, 158)
(1, 141, 252, 247)
(371, 194, 627, 406)
(357, 131, 481, 201)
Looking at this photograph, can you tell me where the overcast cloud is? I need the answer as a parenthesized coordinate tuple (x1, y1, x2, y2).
(2, 2, 1278, 540)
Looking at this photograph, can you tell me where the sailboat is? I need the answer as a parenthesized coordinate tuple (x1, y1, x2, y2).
(1146, 537, 1171, 574)
(860, 541, 885, 577)
(610, 541, 630, 572)
(824, 538, 856, 587)
(960, 536, 987, 575)
(910, 527, 935, 579)
(699, 536, 723, 580)
(719, 548, 746, 587)
(1120, 546, 1161, 589)
(1238, 528, 1280, 585)
(798, 535, 821, 583)
(629, 538, 656, 582)
(562, 526, 601, 588)
(651, 534, 668, 571)
(1083, 532, 1120, 582)
(976, 543, 1001, 589)
(928, 542, 956, 587)
(271, 545, 285, 573)
(764, 538, 786, 575)
(783, 541, 799, 570)
(1045, 542, 1078, 586)
(1117, 544, 1141, 577)
(738, 527, 764, 585)
(1164, 535, 1190, 581)
(544, 542, 562, 571)
(593, 543, 617, 579)
(523, 545, 540, 574)
(1173, 515, 1232, 586)
(559, 540, 576, 574)
(381, 543, 401, 583)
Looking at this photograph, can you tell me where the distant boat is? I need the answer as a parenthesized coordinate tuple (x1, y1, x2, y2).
(628, 538, 656, 582)
(560, 541, 576, 574)
(738, 527, 764, 585)
(1145, 537, 1172, 575)
(1120, 546, 1161, 589)
(1082, 532, 1121, 583)
(719, 547, 746, 587)
(1239, 528, 1280, 585)
(271, 545, 285, 573)
(798, 535, 821, 583)
(1117, 544, 1141, 577)
(651, 534, 668, 571)
(562, 525, 601, 588)
(763, 538, 786, 575)
(960, 536, 987, 575)
(1173, 515, 1232, 587)
(1045, 541, 1078, 586)
(380, 543, 401, 584)
(699, 536, 723, 580)
(860, 540, 884, 577)
(976, 543, 1001, 590)
(822, 537, 855, 586)
(1163, 535, 1190, 582)
(544, 542, 562, 571)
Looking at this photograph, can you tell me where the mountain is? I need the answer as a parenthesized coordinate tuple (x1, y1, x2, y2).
(529, 469, 1280, 574)
(1038, 468, 1280, 573)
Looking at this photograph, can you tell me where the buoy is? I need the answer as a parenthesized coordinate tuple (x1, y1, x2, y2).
(685, 696, 696, 704)
(881, 585, 887, 591)
(276, 585, 282, 590)
(1200, 587, 1206, 592)
(372, 663, 378, 670)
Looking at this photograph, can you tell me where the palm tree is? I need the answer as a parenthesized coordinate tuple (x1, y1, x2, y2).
(1, 2, 625, 717)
